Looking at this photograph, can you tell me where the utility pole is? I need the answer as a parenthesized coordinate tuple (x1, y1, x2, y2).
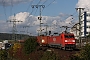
(75, 8, 85, 48)
(44, 24, 48, 36)
(7, 14, 23, 41)
(31, 5, 45, 46)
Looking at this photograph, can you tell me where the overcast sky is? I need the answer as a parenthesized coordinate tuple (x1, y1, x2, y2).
(0, 0, 90, 36)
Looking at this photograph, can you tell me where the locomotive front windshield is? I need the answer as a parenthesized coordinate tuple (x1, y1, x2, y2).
(64, 35, 74, 38)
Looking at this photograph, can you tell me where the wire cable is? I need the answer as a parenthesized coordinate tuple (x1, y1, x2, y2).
(33, 7, 38, 15)
(44, 0, 55, 8)
(17, 0, 35, 24)
(41, 0, 56, 13)
(37, 0, 42, 5)
(2, 0, 7, 20)
(10, 0, 13, 16)
(32, 0, 42, 15)
(26, 0, 35, 12)
(25, 0, 40, 16)
(42, 0, 48, 5)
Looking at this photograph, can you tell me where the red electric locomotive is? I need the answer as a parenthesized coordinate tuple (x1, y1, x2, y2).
(37, 32, 76, 50)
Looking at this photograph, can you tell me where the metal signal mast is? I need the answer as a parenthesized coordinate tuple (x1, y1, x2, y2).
(31, 5, 45, 35)
(31, 5, 45, 46)
(7, 14, 23, 41)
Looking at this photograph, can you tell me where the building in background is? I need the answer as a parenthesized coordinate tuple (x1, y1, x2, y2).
(81, 12, 90, 37)
(70, 23, 79, 39)
(71, 11, 90, 39)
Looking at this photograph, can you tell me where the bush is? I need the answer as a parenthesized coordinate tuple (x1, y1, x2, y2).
(0, 50, 8, 60)
(80, 44, 90, 60)
(23, 37, 38, 54)
(41, 51, 60, 60)
(13, 43, 21, 53)
(70, 44, 90, 60)
(70, 55, 82, 60)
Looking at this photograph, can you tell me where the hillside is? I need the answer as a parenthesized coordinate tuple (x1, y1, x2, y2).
(0, 33, 30, 40)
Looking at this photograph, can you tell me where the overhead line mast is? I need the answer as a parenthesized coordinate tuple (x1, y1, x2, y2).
(7, 14, 23, 41)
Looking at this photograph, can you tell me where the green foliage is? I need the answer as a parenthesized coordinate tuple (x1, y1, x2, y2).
(23, 37, 38, 54)
(0, 50, 8, 60)
(70, 44, 90, 60)
(80, 44, 90, 60)
(70, 55, 82, 60)
(41, 51, 60, 60)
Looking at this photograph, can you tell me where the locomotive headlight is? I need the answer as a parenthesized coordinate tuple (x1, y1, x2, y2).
(42, 39, 45, 43)
(72, 40, 75, 42)
(65, 40, 68, 42)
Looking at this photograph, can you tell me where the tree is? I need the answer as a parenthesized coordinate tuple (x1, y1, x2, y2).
(23, 37, 38, 54)
(0, 50, 8, 60)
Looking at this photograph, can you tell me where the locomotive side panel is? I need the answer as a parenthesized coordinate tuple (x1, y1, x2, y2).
(48, 36, 62, 48)
(60, 33, 65, 47)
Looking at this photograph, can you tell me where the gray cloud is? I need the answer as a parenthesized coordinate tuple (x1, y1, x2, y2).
(0, 0, 33, 6)
(0, 12, 75, 35)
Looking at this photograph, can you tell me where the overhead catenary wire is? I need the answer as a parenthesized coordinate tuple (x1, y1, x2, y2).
(32, 0, 42, 15)
(2, 0, 7, 21)
(41, 0, 77, 24)
(32, 0, 49, 15)
(33, 7, 39, 15)
(10, 0, 13, 16)
(20, 0, 40, 19)
(25, 0, 46, 25)
(24, 0, 43, 24)
(59, 11, 77, 23)
(41, 0, 56, 13)
(19, 0, 42, 19)
(10, 0, 35, 22)
(26, 0, 35, 12)
(17, 0, 35, 25)
(45, 0, 56, 8)
(37, 0, 42, 5)
(42, 0, 48, 5)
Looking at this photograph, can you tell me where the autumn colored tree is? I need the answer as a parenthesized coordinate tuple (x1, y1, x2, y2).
(7, 43, 21, 60)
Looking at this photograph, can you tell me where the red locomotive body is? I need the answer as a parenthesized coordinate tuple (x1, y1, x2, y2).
(37, 32, 76, 50)
(60, 33, 76, 49)
(48, 35, 61, 47)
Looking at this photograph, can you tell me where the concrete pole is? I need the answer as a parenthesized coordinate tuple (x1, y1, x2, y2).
(75, 8, 85, 48)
